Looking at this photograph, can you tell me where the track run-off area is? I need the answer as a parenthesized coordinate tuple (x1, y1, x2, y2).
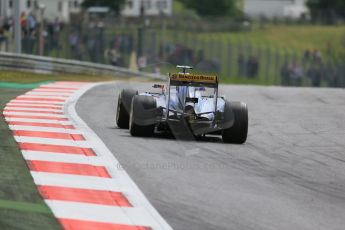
(76, 81, 345, 230)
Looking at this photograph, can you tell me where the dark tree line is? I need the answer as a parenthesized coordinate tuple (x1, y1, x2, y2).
(82, 0, 238, 17)
(82, 0, 125, 15)
(178, 0, 237, 17)
(307, 0, 345, 23)
(81, 0, 345, 22)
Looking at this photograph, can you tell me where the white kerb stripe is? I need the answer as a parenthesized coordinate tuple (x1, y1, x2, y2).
(14, 136, 91, 148)
(22, 151, 105, 166)
(45, 200, 162, 228)
(39, 85, 80, 88)
(30, 172, 153, 211)
(5, 107, 63, 112)
(31, 172, 122, 192)
(15, 96, 67, 100)
(9, 125, 81, 134)
(27, 89, 75, 92)
(51, 82, 89, 85)
(9, 100, 65, 105)
(4, 117, 72, 124)
(32, 89, 75, 92)
(25, 92, 73, 96)
(19, 95, 69, 99)
(3, 111, 66, 118)
(33, 86, 77, 92)
(6, 103, 63, 108)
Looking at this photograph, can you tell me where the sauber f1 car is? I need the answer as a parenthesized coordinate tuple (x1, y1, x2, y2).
(116, 66, 248, 144)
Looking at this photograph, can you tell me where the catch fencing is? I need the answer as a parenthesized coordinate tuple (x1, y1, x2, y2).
(1, 23, 344, 87)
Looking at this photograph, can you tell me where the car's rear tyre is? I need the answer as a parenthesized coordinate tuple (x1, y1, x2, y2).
(129, 95, 156, 137)
(222, 101, 248, 144)
(116, 89, 137, 129)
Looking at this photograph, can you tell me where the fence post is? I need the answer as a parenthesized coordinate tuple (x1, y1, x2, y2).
(226, 39, 232, 79)
(275, 47, 281, 85)
(13, 0, 21, 54)
(265, 45, 271, 84)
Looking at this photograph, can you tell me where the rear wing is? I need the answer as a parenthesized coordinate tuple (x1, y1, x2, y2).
(169, 73, 218, 88)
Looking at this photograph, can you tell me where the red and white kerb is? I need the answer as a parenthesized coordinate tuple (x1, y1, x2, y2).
(3, 82, 172, 230)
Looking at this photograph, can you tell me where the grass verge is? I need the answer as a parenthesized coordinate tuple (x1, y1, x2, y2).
(0, 87, 60, 229)
(0, 70, 158, 229)
(0, 70, 119, 84)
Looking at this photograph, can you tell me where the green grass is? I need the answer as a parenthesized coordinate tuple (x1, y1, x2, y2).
(0, 70, 119, 84)
(0, 70, 142, 229)
(0, 87, 60, 229)
(172, 0, 198, 18)
(161, 25, 345, 85)
(199, 25, 345, 57)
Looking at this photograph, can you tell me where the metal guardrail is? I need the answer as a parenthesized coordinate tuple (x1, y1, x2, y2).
(0, 52, 166, 80)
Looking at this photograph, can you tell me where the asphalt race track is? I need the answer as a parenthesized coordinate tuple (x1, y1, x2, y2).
(76, 82, 345, 230)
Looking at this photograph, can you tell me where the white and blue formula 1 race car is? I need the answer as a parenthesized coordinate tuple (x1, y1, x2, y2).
(116, 66, 248, 144)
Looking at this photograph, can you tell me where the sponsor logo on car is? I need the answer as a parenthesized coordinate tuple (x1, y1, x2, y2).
(170, 73, 218, 84)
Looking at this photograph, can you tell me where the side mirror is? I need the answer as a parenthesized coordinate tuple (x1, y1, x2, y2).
(153, 84, 164, 89)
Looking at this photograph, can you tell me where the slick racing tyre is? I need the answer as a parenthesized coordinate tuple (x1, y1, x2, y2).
(129, 95, 156, 137)
(222, 101, 248, 144)
(116, 89, 137, 129)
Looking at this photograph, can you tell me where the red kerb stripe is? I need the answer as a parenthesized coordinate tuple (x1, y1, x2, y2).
(5, 109, 63, 115)
(8, 121, 75, 129)
(39, 86, 79, 90)
(38, 185, 131, 206)
(5, 105, 62, 110)
(27, 160, 110, 178)
(25, 94, 70, 98)
(19, 143, 95, 156)
(32, 90, 74, 93)
(59, 219, 152, 230)
(4, 114, 68, 121)
(13, 130, 85, 141)
(9, 101, 64, 106)
(15, 97, 66, 102)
